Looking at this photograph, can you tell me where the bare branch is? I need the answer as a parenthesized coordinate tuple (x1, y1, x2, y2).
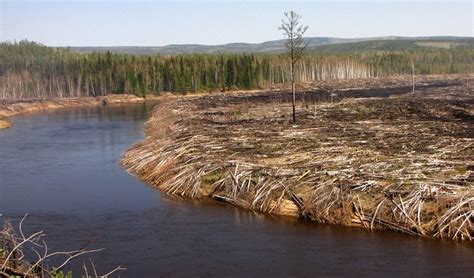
(1, 215, 122, 277)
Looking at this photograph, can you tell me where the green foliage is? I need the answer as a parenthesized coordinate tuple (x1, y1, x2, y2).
(0, 40, 472, 99)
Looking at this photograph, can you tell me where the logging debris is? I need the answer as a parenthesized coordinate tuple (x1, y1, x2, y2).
(122, 75, 474, 241)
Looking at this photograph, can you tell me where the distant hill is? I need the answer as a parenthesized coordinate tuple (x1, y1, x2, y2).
(69, 36, 473, 55)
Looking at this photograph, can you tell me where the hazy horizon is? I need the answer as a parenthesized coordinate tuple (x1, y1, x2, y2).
(4, 35, 473, 48)
(1, 0, 473, 47)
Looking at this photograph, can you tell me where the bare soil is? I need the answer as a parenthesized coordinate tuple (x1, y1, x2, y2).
(122, 74, 473, 241)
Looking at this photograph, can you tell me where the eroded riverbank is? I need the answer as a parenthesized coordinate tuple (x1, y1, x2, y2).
(122, 75, 474, 241)
(0, 94, 159, 129)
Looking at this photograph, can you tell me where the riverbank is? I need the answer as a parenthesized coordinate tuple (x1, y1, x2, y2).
(0, 119, 11, 129)
(0, 94, 149, 118)
(122, 74, 473, 241)
(0, 94, 158, 128)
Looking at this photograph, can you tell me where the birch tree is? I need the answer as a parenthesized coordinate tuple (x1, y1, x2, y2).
(279, 11, 308, 123)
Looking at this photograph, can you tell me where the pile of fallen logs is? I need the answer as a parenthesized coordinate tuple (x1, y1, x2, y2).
(122, 75, 473, 240)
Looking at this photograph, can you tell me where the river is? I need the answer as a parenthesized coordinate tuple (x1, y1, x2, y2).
(0, 103, 472, 277)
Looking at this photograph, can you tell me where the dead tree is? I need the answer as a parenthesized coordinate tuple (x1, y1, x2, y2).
(0, 214, 125, 277)
(411, 60, 415, 93)
(279, 11, 308, 123)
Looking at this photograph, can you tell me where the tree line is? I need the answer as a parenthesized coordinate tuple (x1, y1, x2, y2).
(0, 40, 472, 99)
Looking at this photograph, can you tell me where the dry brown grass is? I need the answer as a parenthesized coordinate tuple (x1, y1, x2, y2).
(122, 75, 474, 240)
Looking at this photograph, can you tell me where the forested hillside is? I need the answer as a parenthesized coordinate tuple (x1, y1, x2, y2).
(0, 40, 472, 99)
(71, 36, 473, 55)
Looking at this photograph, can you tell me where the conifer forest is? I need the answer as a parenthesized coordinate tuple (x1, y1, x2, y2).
(1, 40, 472, 99)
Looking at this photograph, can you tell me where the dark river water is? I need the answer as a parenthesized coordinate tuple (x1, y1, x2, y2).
(0, 103, 472, 277)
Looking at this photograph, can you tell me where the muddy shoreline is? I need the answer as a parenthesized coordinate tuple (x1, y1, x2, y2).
(122, 74, 473, 241)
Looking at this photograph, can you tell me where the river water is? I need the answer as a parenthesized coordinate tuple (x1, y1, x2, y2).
(0, 103, 472, 277)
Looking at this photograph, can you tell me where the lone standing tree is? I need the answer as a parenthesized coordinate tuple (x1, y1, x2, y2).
(279, 11, 308, 123)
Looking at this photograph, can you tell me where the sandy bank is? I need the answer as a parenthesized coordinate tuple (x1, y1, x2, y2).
(0, 119, 11, 129)
(122, 75, 473, 241)
(0, 94, 158, 119)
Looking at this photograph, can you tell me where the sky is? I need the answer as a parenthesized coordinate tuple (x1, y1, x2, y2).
(0, 0, 472, 46)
